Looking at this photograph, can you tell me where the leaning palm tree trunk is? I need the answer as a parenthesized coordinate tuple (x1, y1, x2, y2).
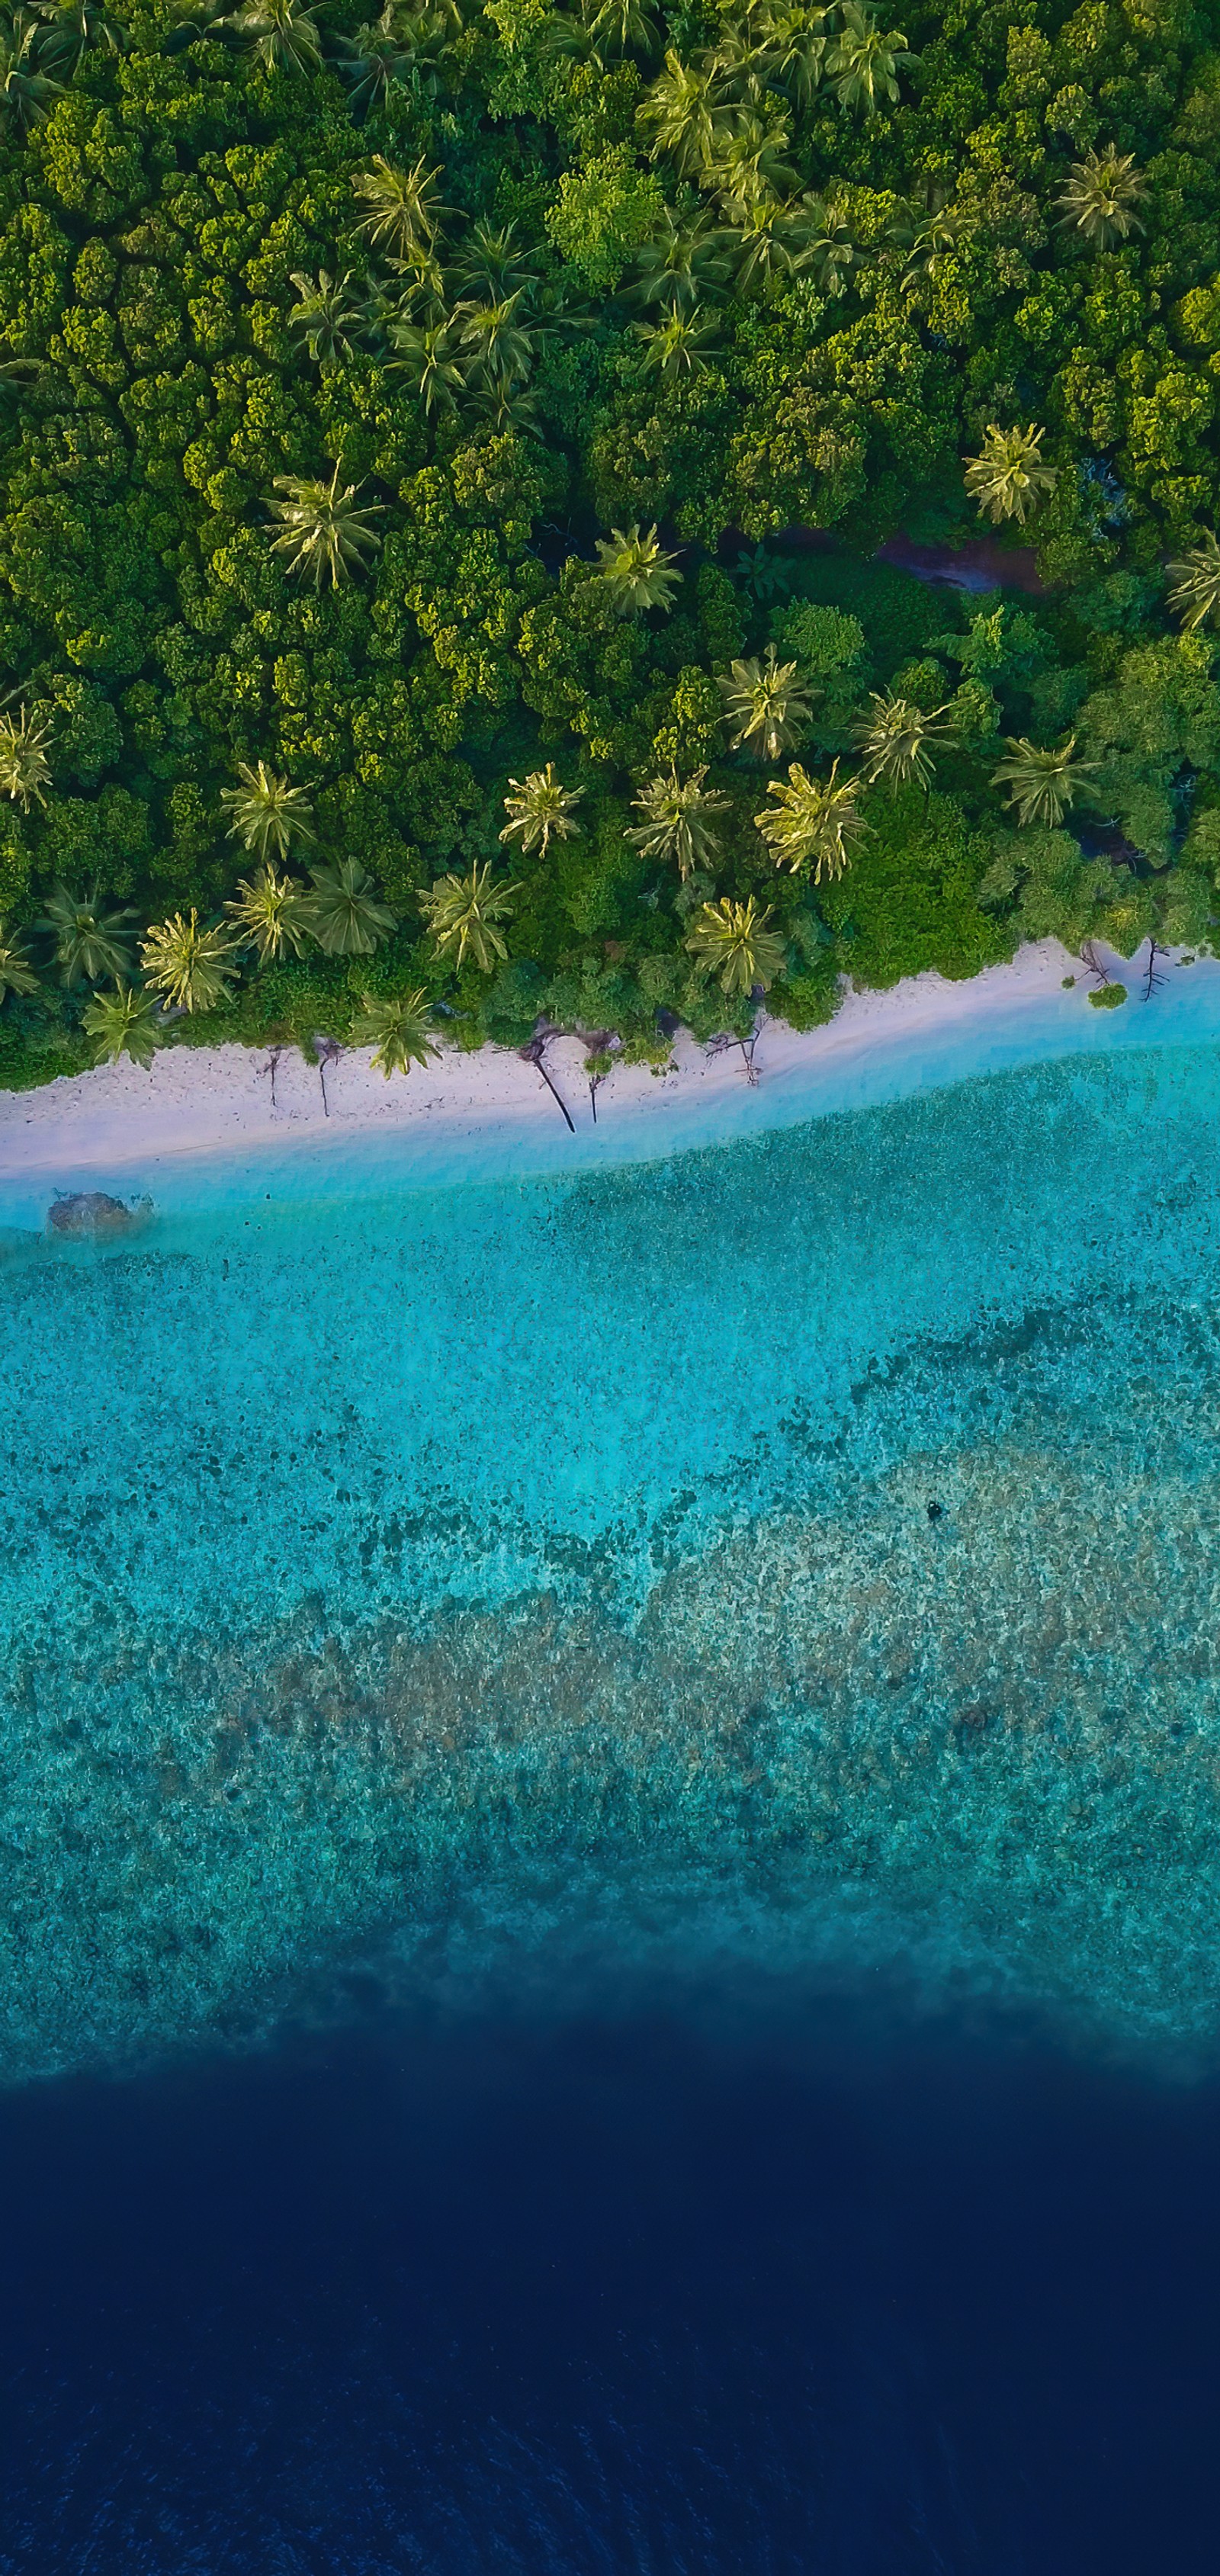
(522, 1033, 575, 1132)
(316, 1036, 342, 1115)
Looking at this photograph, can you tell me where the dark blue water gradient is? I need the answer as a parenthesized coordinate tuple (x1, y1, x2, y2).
(2, 1986, 1219, 2574)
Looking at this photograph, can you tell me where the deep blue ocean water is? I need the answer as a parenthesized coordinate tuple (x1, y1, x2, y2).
(4, 1981, 1220, 2573)
(10, 1020, 1220, 2561)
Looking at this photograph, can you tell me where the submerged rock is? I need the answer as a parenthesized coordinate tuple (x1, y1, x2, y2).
(47, 1190, 152, 1238)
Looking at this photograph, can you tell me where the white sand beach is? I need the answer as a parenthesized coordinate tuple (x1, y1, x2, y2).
(0, 938, 1215, 1203)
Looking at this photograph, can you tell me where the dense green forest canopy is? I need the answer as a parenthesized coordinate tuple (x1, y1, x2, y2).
(2, 0, 1220, 1078)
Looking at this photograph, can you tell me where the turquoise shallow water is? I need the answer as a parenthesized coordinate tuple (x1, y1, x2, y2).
(7, 1032, 1220, 2081)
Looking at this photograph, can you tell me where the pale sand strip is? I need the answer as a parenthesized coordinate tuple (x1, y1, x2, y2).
(0, 939, 1213, 1187)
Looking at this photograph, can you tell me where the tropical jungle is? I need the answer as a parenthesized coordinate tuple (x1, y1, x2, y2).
(0, 0, 1218, 1081)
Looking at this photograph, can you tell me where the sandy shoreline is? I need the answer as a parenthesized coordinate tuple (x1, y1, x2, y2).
(0, 939, 1215, 1201)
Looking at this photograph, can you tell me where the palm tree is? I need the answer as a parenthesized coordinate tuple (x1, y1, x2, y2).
(287, 271, 362, 365)
(227, 0, 322, 72)
(500, 763, 583, 858)
(141, 911, 238, 1013)
(451, 218, 544, 305)
(631, 306, 719, 380)
(685, 895, 787, 995)
(0, 8, 62, 133)
(0, 917, 37, 1000)
(454, 289, 538, 385)
(268, 468, 383, 588)
(0, 702, 51, 808)
(706, 105, 798, 207)
(303, 856, 397, 956)
(225, 865, 311, 963)
(964, 423, 1057, 525)
(709, 13, 774, 82)
(799, 193, 858, 295)
(350, 987, 439, 1078)
(852, 692, 950, 792)
(627, 766, 730, 878)
(734, 541, 796, 605)
(352, 153, 445, 259)
(380, 236, 446, 314)
(387, 316, 465, 416)
(594, 524, 682, 615)
(416, 862, 518, 974)
(220, 760, 315, 862)
(33, 0, 124, 68)
(636, 49, 724, 176)
(336, 6, 414, 112)
(82, 981, 162, 1069)
(826, 3, 913, 114)
(580, 0, 658, 55)
(1167, 532, 1220, 631)
(991, 736, 1095, 829)
(724, 191, 811, 291)
(718, 645, 812, 762)
(470, 370, 541, 438)
(755, 760, 867, 879)
(894, 196, 974, 291)
(752, 2, 832, 108)
(625, 207, 730, 310)
(1056, 147, 1145, 250)
(0, 341, 40, 395)
(163, 0, 226, 52)
(40, 882, 135, 984)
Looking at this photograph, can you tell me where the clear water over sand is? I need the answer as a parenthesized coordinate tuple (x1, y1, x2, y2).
(6, 1036, 1220, 2082)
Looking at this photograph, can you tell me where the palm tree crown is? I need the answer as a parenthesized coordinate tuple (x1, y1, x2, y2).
(581, 0, 659, 58)
(800, 193, 859, 296)
(636, 50, 724, 177)
(0, 700, 50, 808)
(685, 895, 786, 995)
(750, 1, 834, 109)
(1167, 532, 1220, 632)
(352, 153, 445, 259)
(303, 857, 397, 957)
(625, 207, 729, 310)
(594, 524, 682, 615)
(82, 981, 162, 1069)
(755, 759, 867, 879)
(852, 692, 950, 792)
(991, 736, 1095, 829)
(140, 911, 238, 1013)
(826, 4, 913, 115)
(338, 7, 419, 114)
(965, 423, 1058, 525)
(705, 103, 798, 208)
(387, 317, 465, 416)
(226, 864, 311, 963)
(719, 645, 813, 762)
(631, 306, 718, 379)
(0, 917, 37, 1000)
(351, 988, 439, 1079)
(220, 760, 316, 862)
(34, 0, 124, 66)
(41, 882, 134, 984)
(1056, 148, 1145, 250)
(0, 7, 62, 130)
(451, 218, 544, 305)
(418, 863, 518, 974)
(287, 270, 362, 365)
(268, 468, 384, 588)
(227, 0, 322, 73)
(627, 766, 730, 878)
(454, 288, 538, 386)
(500, 763, 583, 858)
